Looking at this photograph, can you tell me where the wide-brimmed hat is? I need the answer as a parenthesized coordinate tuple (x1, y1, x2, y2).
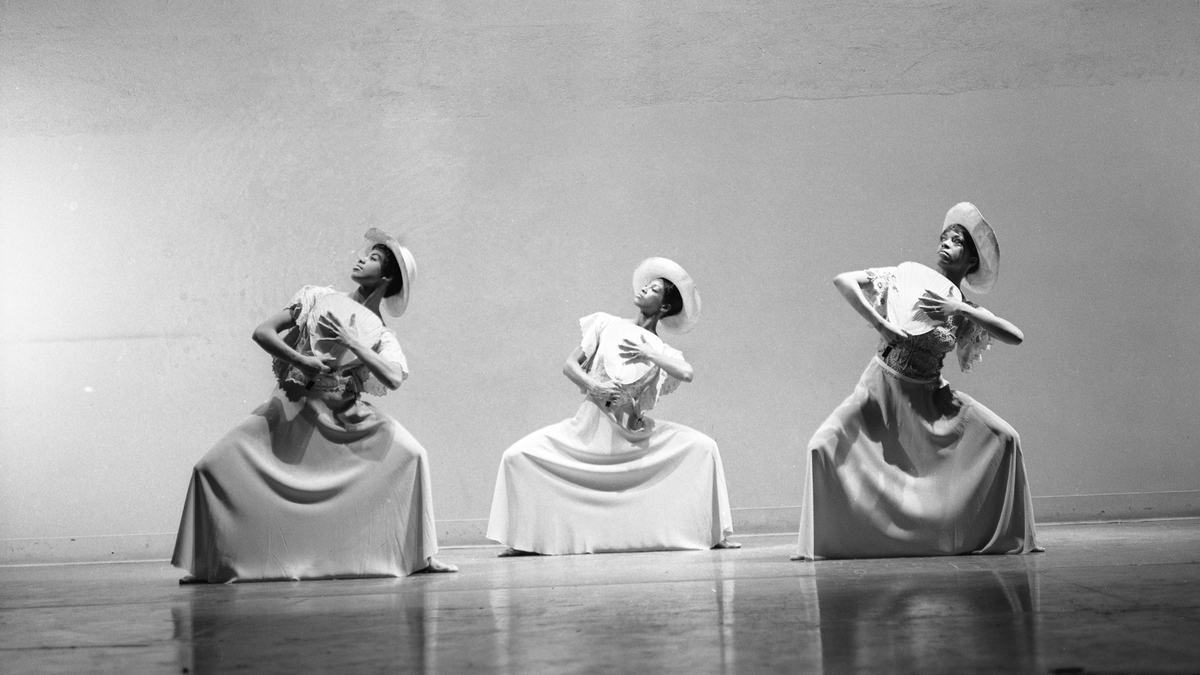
(941, 202, 999, 294)
(632, 257, 701, 334)
(363, 228, 417, 320)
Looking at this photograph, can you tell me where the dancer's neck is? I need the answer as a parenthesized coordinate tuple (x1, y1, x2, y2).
(633, 312, 659, 334)
(351, 286, 384, 317)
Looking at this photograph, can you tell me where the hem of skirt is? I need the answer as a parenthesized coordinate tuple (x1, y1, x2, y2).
(177, 569, 413, 584)
(492, 539, 718, 556)
(802, 547, 1040, 560)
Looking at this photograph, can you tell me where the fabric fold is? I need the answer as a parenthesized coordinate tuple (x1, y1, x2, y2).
(487, 400, 733, 555)
(798, 358, 1037, 560)
(172, 392, 438, 582)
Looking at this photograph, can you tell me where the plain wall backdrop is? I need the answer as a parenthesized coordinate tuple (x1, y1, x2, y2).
(2, 1, 1199, 559)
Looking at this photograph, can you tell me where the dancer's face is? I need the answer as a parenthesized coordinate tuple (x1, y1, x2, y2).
(350, 248, 390, 289)
(634, 279, 669, 316)
(936, 226, 977, 276)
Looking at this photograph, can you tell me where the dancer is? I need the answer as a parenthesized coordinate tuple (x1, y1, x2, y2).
(487, 257, 737, 555)
(795, 203, 1039, 560)
(172, 229, 455, 582)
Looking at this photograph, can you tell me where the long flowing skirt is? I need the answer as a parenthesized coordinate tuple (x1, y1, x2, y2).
(172, 390, 439, 582)
(798, 357, 1038, 560)
(487, 400, 733, 554)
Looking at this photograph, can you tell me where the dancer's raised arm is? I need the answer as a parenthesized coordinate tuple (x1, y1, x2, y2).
(617, 338, 694, 383)
(917, 291, 1024, 345)
(833, 270, 908, 345)
(253, 309, 331, 378)
(316, 313, 406, 389)
(564, 345, 622, 402)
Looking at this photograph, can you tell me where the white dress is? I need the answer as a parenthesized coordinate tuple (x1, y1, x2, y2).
(797, 267, 1039, 560)
(171, 286, 439, 582)
(486, 312, 733, 555)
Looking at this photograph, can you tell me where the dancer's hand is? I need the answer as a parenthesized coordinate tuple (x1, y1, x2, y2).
(588, 380, 624, 404)
(874, 319, 909, 345)
(293, 353, 334, 377)
(917, 290, 966, 323)
(315, 312, 368, 353)
(618, 337, 658, 366)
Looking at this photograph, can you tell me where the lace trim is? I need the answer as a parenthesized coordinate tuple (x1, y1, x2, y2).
(864, 267, 896, 315)
(874, 355, 940, 385)
(655, 344, 684, 399)
(878, 328, 954, 380)
(289, 285, 336, 329)
(360, 371, 390, 397)
(955, 310, 992, 373)
(658, 370, 682, 399)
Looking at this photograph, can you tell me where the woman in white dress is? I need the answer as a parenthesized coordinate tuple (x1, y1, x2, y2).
(795, 203, 1040, 560)
(172, 229, 456, 582)
(487, 257, 738, 556)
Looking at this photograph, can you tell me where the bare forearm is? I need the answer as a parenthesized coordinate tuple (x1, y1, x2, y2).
(959, 305, 1024, 345)
(252, 311, 303, 365)
(253, 329, 294, 361)
(563, 348, 600, 392)
(834, 273, 885, 329)
(646, 353, 694, 383)
(346, 343, 406, 389)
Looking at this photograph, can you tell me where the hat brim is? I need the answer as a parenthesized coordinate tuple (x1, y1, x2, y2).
(942, 203, 999, 295)
(632, 257, 701, 334)
(364, 228, 416, 320)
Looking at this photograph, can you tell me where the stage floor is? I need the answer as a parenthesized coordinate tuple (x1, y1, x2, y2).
(2, 520, 1198, 674)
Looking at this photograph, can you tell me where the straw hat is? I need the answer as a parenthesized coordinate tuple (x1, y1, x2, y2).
(363, 228, 417, 320)
(632, 257, 701, 334)
(942, 202, 999, 294)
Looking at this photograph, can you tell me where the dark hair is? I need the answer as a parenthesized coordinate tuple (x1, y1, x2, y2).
(660, 278, 684, 318)
(945, 224, 980, 275)
(372, 244, 404, 297)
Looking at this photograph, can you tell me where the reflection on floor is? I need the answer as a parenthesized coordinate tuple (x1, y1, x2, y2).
(2, 520, 1199, 674)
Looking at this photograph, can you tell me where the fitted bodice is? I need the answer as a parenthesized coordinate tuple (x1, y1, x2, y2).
(877, 319, 964, 381)
(865, 267, 992, 380)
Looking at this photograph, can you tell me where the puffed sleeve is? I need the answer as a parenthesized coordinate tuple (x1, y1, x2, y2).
(655, 344, 686, 399)
(272, 286, 336, 389)
(359, 329, 410, 396)
(286, 285, 336, 326)
(955, 301, 992, 373)
(578, 312, 613, 359)
(863, 267, 896, 315)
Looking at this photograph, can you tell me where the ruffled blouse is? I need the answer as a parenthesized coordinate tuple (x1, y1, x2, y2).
(578, 312, 684, 414)
(271, 286, 409, 398)
(864, 267, 991, 380)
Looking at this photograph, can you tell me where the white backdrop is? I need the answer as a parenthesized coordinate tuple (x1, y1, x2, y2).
(2, 1, 1198, 554)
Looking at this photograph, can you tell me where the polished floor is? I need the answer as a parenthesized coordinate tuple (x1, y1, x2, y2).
(2, 520, 1199, 674)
